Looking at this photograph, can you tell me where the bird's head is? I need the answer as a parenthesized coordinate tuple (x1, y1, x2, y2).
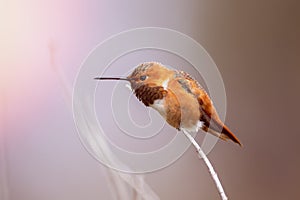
(126, 62, 172, 89)
(95, 62, 173, 90)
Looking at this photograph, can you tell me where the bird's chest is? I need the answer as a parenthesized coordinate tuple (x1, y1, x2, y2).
(150, 98, 167, 118)
(134, 82, 201, 132)
(134, 84, 167, 107)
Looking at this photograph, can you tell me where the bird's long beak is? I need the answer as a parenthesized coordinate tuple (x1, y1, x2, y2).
(94, 77, 133, 91)
(94, 77, 129, 81)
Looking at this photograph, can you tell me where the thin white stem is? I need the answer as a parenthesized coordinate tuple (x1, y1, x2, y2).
(182, 130, 228, 200)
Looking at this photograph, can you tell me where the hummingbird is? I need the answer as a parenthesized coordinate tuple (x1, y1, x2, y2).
(95, 62, 241, 146)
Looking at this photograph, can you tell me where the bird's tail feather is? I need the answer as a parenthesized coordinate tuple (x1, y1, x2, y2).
(207, 125, 242, 146)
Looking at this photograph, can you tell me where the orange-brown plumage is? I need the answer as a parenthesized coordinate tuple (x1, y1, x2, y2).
(100, 62, 241, 146)
(176, 70, 241, 145)
(127, 62, 241, 146)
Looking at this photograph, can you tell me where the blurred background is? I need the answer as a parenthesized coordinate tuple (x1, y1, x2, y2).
(1, 0, 300, 199)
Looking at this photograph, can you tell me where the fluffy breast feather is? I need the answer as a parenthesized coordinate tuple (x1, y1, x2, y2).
(150, 98, 167, 118)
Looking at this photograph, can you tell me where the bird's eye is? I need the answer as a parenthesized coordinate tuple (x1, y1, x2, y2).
(140, 75, 147, 81)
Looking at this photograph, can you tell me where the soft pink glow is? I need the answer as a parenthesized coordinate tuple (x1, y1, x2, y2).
(1, 1, 299, 200)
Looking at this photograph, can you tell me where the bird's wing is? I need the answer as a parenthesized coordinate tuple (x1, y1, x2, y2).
(177, 71, 241, 145)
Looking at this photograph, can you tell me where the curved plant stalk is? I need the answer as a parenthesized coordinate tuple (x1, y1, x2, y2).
(0, 91, 9, 200)
(48, 40, 159, 200)
(182, 130, 228, 200)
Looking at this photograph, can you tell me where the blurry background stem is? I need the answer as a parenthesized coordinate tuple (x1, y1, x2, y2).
(0, 89, 10, 200)
(48, 40, 159, 200)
